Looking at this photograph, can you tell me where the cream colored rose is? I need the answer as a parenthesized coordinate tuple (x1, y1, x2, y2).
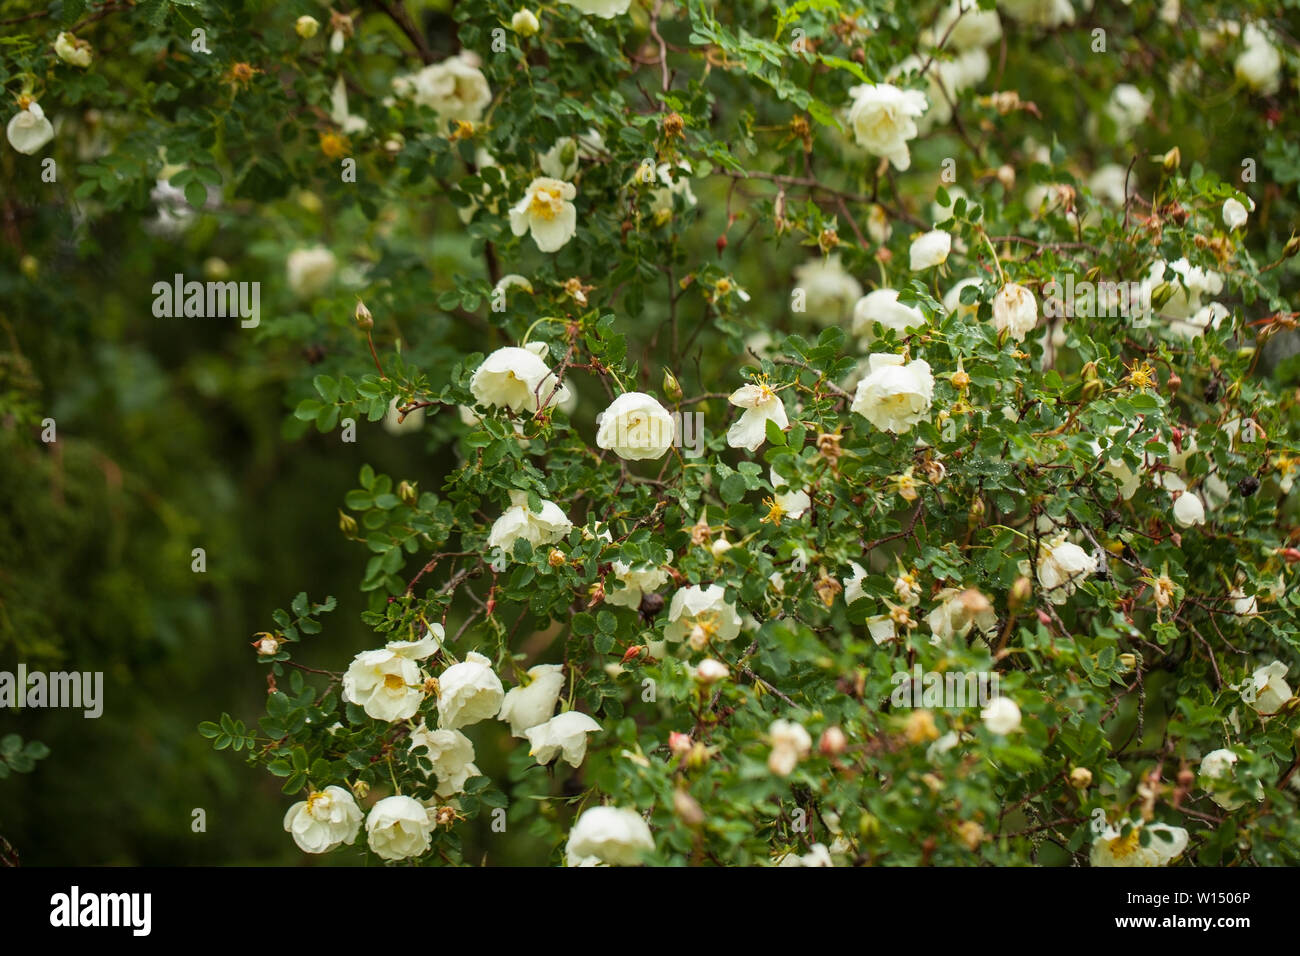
(524, 710, 603, 767)
(726, 382, 788, 452)
(1029, 532, 1097, 604)
(663, 584, 742, 644)
(595, 391, 675, 461)
(606, 556, 671, 609)
(565, 806, 654, 866)
(498, 663, 566, 736)
(408, 724, 480, 797)
(992, 282, 1038, 341)
(852, 289, 927, 345)
(286, 246, 337, 298)
(436, 651, 504, 730)
(283, 786, 363, 853)
(470, 344, 570, 413)
(509, 177, 577, 253)
(54, 32, 93, 68)
(793, 255, 863, 325)
(365, 795, 434, 861)
(909, 230, 951, 270)
(7, 102, 54, 155)
(392, 54, 491, 122)
(850, 353, 935, 434)
(980, 696, 1021, 734)
(342, 648, 424, 722)
(767, 719, 812, 776)
(846, 83, 928, 171)
(1090, 819, 1188, 867)
(488, 490, 573, 556)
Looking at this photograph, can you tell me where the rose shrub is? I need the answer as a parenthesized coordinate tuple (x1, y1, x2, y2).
(4, 0, 1299, 866)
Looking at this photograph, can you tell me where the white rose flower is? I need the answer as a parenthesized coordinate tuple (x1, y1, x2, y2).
(1244, 661, 1292, 716)
(992, 282, 1038, 341)
(595, 391, 675, 461)
(54, 32, 93, 68)
(512, 9, 541, 36)
(648, 161, 697, 221)
(1199, 748, 1261, 811)
(565, 806, 654, 866)
(664, 584, 742, 644)
(726, 382, 788, 452)
(560, 0, 632, 17)
(777, 843, 834, 867)
(867, 204, 892, 244)
(498, 663, 566, 736)
(437, 651, 505, 730)
(850, 353, 935, 434)
(1143, 258, 1226, 337)
(695, 659, 729, 683)
(1030, 532, 1097, 604)
(998, 0, 1075, 29)
(842, 562, 868, 605)
(909, 230, 952, 270)
(936, 0, 1002, 50)
(852, 289, 927, 345)
(1088, 163, 1133, 205)
(365, 795, 434, 861)
(509, 176, 578, 252)
(1235, 23, 1282, 95)
(980, 696, 1021, 734)
(846, 83, 928, 171)
(286, 246, 337, 298)
(770, 466, 811, 519)
(386, 623, 444, 660)
(392, 54, 492, 122)
(488, 490, 573, 556)
(524, 710, 603, 767)
(606, 556, 671, 609)
(295, 15, 320, 38)
(7, 101, 54, 155)
(1104, 84, 1153, 140)
(283, 786, 363, 854)
(470, 344, 570, 413)
(1229, 589, 1258, 617)
(342, 649, 424, 722)
(767, 719, 812, 776)
(1172, 491, 1206, 527)
(793, 255, 863, 325)
(1222, 198, 1249, 230)
(408, 724, 480, 797)
(1090, 819, 1188, 867)
(927, 588, 998, 644)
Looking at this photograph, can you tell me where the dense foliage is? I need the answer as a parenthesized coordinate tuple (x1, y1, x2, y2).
(3, 0, 1300, 866)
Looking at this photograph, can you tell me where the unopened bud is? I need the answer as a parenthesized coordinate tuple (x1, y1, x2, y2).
(1069, 767, 1093, 789)
(355, 300, 373, 330)
(1283, 235, 1300, 259)
(1160, 146, 1181, 174)
(1008, 575, 1033, 612)
(397, 480, 418, 506)
(673, 788, 705, 826)
(1149, 281, 1174, 311)
(338, 510, 358, 536)
(511, 9, 540, 36)
(968, 496, 986, 525)
(662, 368, 683, 402)
(295, 15, 320, 38)
(668, 731, 692, 756)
